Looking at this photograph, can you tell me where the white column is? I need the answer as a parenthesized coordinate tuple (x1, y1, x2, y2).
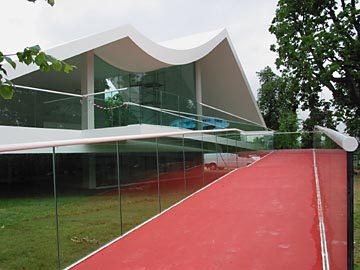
(195, 62, 203, 129)
(81, 51, 96, 188)
(81, 51, 95, 130)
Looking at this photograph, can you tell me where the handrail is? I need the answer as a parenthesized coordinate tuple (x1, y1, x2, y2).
(83, 87, 128, 97)
(0, 128, 243, 153)
(161, 108, 264, 128)
(314, 126, 358, 152)
(200, 102, 266, 128)
(14, 84, 267, 130)
(15, 85, 83, 98)
(127, 102, 236, 129)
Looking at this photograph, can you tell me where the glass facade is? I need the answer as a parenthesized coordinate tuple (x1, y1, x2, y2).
(93, 55, 196, 128)
(0, 53, 267, 131)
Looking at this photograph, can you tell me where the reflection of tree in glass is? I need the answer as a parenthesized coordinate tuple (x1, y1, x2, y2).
(104, 94, 138, 127)
(0, 89, 34, 126)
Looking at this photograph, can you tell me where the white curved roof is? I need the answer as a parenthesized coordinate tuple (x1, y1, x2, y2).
(8, 25, 266, 127)
(8, 25, 229, 77)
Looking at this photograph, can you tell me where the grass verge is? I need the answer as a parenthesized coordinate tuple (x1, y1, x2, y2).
(0, 191, 185, 270)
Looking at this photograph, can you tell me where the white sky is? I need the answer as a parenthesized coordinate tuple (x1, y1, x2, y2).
(3, 0, 278, 96)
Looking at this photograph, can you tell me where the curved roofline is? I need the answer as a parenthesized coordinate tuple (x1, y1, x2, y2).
(6, 25, 266, 127)
(8, 25, 230, 79)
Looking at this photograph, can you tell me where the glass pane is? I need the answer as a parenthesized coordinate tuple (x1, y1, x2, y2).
(184, 133, 204, 195)
(203, 132, 227, 185)
(93, 55, 196, 129)
(0, 149, 58, 269)
(273, 132, 302, 149)
(0, 87, 81, 129)
(119, 139, 160, 233)
(0, 88, 36, 127)
(56, 143, 121, 268)
(157, 136, 186, 211)
(201, 104, 266, 131)
(161, 91, 181, 127)
(39, 92, 81, 129)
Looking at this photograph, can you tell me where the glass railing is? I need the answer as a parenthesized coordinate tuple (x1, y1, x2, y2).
(0, 127, 357, 269)
(92, 87, 267, 131)
(241, 128, 358, 270)
(0, 128, 258, 269)
(0, 85, 82, 129)
(2, 86, 267, 132)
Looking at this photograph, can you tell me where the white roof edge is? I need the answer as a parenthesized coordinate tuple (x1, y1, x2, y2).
(7, 25, 229, 79)
(222, 30, 266, 127)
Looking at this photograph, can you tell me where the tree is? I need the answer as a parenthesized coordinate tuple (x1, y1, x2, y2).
(269, 0, 360, 137)
(274, 111, 301, 149)
(257, 66, 298, 130)
(257, 66, 301, 149)
(0, 0, 74, 99)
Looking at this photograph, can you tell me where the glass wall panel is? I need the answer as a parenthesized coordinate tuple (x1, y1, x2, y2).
(201, 104, 266, 132)
(56, 143, 121, 268)
(203, 133, 225, 185)
(157, 136, 186, 211)
(0, 149, 58, 270)
(93, 55, 195, 129)
(0, 87, 81, 129)
(183, 134, 204, 195)
(119, 139, 160, 233)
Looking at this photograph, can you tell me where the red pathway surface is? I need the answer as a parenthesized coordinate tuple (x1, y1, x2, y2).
(70, 150, 347, 270)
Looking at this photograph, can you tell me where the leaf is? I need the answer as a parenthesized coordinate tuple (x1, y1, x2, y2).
(47, 0, 55, 6)
(0, 84, 14, 100)
(63, 63, 75, 73)
(45, 54, 56, 63)
(35, 52, 47, 66)
(23, 53, 33, 65)
(0, 65, 8, 76)
(40, 63, 51, 72)
(27, 45, 41, 54)
(16, 52, 24, 62)
(4, 56, 16, 69)
(51, 60, 62, 71)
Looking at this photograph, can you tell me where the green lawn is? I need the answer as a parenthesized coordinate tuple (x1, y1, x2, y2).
(0, 191, 185, 270)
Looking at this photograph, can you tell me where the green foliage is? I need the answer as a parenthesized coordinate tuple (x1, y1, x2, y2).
(104, 94, 138, 127)
(269, 0, 360, 137)
(27, 0, 54, 6)
(257, 66, 299, 131)
(0, 0, 75, 100)
(1, 46, 75, 99)
(0, 85, 14, 100)
(273, 111, 301, 149)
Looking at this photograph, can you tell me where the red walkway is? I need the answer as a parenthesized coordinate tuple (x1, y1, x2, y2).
(69, 150, 347, 270)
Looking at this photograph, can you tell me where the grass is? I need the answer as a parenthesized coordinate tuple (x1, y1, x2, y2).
(0, 190, 186, 270)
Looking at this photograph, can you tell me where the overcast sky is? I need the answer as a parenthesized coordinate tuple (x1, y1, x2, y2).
(3, 0, 279, 95)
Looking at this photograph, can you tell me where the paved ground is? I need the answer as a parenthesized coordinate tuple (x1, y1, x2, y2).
(69, 149, 347, 270)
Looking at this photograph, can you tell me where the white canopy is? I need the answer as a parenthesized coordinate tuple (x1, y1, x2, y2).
(7, 25, 266, 127)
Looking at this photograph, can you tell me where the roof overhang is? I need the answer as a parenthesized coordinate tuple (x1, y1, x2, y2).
(6, 25, 266, 127)
(7, 25, 228, 77)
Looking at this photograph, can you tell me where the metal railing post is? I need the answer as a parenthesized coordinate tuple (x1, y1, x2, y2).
(52, 147, 61, 270)
(347, 151, 354, 270)
(156, 138, 162, 213)
(116, 142, 123, 235)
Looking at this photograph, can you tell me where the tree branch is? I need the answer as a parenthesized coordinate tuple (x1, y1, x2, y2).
(341, 0, 346, 10)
